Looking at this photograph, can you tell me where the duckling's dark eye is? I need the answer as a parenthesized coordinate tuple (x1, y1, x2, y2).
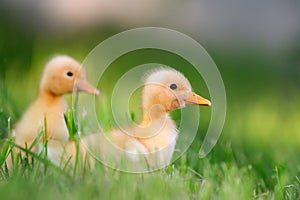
(170, 83, 177, 90)
(66, 71, 73, 77)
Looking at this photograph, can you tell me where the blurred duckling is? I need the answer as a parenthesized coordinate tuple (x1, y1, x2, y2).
(14, 55, 99, 150)
(48, 68, 210, 170)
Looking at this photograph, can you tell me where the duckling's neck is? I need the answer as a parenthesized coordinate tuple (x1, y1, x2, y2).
(37, 89, 67, 107)
(141, 105, 169, 126)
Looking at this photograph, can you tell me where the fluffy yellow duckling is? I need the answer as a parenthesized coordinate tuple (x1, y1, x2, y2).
(48, 68, 210, 171)
(14, 55, 99, 150)
(107, 68, 211, 169)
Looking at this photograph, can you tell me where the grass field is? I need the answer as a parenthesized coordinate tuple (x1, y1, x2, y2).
(1, 26, 300, 199)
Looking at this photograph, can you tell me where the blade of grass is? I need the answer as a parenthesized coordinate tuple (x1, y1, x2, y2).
(28, 128, 44, 152)
(64, 109, 78, 141)
(42, 115, 48, 174)
(0, 117, 12, 167)
(73, 135, 80, 176)
(62, 156, 73, 172)
(0, 139, 10, 166)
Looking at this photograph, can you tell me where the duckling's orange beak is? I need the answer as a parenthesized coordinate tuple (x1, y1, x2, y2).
(76, 80, 100, 96)
(185, 92, 211, 106)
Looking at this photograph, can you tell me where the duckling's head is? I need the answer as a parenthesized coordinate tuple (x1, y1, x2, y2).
(142, 68, 211, 114)
(40, 55, 99, 96)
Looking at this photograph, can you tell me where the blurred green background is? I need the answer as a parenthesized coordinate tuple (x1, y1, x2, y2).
(1, 0, 300, 199)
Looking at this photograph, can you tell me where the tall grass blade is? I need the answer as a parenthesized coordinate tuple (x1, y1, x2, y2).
(64, 109, 78, 141)
(0, 139, 10, 167)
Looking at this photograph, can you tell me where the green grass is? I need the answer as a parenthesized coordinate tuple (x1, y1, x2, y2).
(1, 72, 300, 200)
(1, 27, 300, 199)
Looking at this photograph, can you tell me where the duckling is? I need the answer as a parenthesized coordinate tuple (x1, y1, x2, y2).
(106, 68, 211, 169)
(48, 68, 210, 171)
(14, 55, 99, 150)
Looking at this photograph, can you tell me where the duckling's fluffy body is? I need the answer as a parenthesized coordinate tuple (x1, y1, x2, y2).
(15, 95, 69, 144)
(108, 116, 177, 166)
